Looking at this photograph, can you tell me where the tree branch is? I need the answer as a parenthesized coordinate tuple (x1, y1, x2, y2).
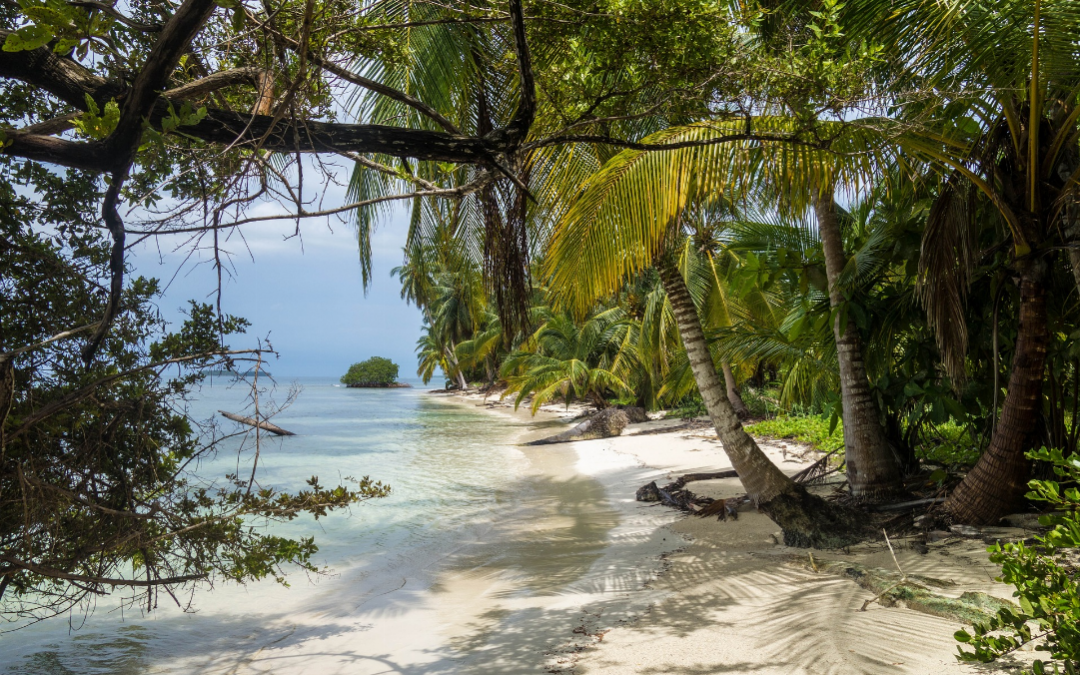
(487, 0, 534, 147)
(0, 555, 205, 588)
(105, 0, 219, 172)
(127, 176, 491, 234)
(162, 67, 263, 101)
(524, 131, 830, 152)
(270, 29, 461, 134)
(80, 178, 123, 363)
(8, 348, 265, 441)
(0, 322, 100, 364)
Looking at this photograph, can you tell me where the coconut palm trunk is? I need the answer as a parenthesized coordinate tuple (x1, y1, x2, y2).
(814, 194, 906, 501)
(444, 347, 468, 390)
(657, 255, 863, 546)
(944, 260, 1050, 524)
(721, 361, 752, 419)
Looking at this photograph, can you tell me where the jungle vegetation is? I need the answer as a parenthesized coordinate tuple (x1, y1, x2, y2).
(3, 0, 1080, 662)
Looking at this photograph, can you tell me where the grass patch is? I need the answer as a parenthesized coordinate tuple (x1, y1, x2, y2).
(746, 414, 845, 454)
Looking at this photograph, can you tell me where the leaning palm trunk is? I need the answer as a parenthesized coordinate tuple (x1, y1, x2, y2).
(721, 361, 752, 419)
(444, 347, 468, 390)
(658, 256, 863, 546)
(814, 195, 906, 501)
(945, 261, 1049, 524)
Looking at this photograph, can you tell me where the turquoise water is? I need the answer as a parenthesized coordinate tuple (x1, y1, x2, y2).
(1, 378, 536, 671)
(1, 377, 672, 674)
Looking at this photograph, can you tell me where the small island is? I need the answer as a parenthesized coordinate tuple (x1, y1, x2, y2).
(340, 357, 411, 388)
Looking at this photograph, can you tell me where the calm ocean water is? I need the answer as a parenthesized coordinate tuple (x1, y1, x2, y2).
(2, 376, 557, 673)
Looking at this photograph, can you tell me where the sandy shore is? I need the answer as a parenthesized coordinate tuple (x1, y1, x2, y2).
(3, 387, 1030, 675)
(454, 391, 1030, 674)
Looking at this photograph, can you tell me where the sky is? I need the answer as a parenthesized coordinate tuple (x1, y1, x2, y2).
(129, 199, 425, 380)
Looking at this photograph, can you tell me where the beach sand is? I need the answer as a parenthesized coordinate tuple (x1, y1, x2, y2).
(3, 389, 1032, 675)
(555, 416, 1028, 674)
(453, 392, 1033, 674)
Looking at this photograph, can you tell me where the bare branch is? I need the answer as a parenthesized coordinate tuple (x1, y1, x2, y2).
(128, 176, 491, 234)
(0, 322, 100, 364)
(0, 555, 206, 588)
(162, 67, 263, 100)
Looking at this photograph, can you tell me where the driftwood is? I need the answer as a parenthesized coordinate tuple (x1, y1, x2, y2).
(219, 410, 295, 436)
(527, 407, 629, 445)
(631, 418, 713, 436)
(790, 449, 842, 485)
(636, 470, 744, 520)
(665, 470, 738, 489)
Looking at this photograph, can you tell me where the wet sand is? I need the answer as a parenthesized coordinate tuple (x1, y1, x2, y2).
(4, 393, 682, 675)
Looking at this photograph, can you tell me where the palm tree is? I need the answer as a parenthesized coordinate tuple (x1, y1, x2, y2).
(544, 127, 865, 545)
(813, 190, 907, 498)
(501, 307, 632, 412)
(544, 115, 908, 501)
(839, 0, 1080, 522)
(392, 235, 484, 390)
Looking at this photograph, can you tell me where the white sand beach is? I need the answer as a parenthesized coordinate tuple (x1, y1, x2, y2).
(455, 392, 1030, 675)
(2, 388, 1030, 675)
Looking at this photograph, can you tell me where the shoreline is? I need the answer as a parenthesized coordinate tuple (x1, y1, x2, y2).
(441, 389, 1026, 674)
(426, 389, 687, 673)
(2, 384, 1029, 674)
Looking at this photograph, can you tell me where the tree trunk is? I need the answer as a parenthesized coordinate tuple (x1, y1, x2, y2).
(658, 256, 864, 547)
(443, 347, 468, 390)
(814, 195, 906, 501)
(721, 361, 752, 419)
(945, 260, 1049, 524)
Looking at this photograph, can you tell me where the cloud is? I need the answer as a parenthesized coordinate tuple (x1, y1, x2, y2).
(131, 201, 424, 378)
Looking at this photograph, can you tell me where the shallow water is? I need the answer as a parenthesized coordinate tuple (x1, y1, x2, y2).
(2, 378, 672, 674)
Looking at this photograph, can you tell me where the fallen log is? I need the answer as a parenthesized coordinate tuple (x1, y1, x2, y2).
(527, 407, 629, 445)
(219, 410, 295, 436)
(631, 418, 712, 436)
(665, 470, 738, 490)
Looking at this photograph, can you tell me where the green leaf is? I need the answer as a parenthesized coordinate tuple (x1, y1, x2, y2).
(903, 381, 924, 397)
(3, 24, 53, 52)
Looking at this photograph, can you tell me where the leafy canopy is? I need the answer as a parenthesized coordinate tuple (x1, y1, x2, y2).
(341, 357, 400, 386)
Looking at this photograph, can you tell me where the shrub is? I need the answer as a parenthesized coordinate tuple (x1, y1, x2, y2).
(341, 357, 400, 386)
(671, 395, 708, 419)
(746, 415, 845, 454)
(955, 447, 1080, 674)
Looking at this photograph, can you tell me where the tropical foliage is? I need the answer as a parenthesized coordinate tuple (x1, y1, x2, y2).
(1, 218, 388, 624)
(341, 357, 400, 386)
(6, 0, 1080, 658)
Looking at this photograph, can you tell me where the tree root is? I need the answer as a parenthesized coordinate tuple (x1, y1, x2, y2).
(635, 471, 742, 519)
(760, 487, 869, 548)
(638, 473, 870, 547)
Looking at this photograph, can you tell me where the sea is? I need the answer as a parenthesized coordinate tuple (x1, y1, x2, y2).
(1, 376, 675, 674)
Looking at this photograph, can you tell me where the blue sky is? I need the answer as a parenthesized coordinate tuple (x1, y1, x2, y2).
(131, 204, 425, 379)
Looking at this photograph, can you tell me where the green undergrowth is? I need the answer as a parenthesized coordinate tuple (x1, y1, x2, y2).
(746, 415, 845, 454)
(916, 420, 983, 467)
